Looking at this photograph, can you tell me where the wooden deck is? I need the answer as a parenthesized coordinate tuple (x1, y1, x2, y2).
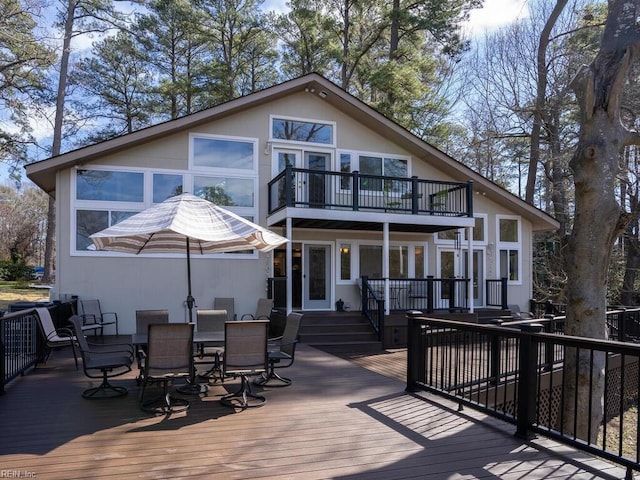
(0, 342, 632, 480)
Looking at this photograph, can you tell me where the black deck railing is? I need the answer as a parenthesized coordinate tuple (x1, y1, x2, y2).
(359, 277, 384, 338)
(1, 309, 43, 394)
(268, 165, 473, 217)
(362, 277, 471, 313)
(406, 311, 640, 479)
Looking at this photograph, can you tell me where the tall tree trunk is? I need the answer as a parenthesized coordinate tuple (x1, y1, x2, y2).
(564, 0, 640, 441)
(42, 0, 76, 285)
(525, 0, 568, 205)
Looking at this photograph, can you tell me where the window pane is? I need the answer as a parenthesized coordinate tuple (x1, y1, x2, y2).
(499, 218, 518, 242)
(153, 174, 183, 203)
(340, 153, 351, 190)
(278, 152, 297, 172)
(193, 137, 254, 170)
(359, 245, 382, 278)
(389, 246, 408, 278)
(110, 211, 137, 226)
(509, 250, 519, 280)
(194, 176, 254, 207)
(77, 210, 108, 250)
(360, 156, 382, 191)
(415, 246, 425, 278)
(340, 243, 351, 280)
(384, 157, 407, 177)
(77, 170, 143, 202)
(473, 217, 484, 241)
(272, 118, 333, 144)
(499, 249, 519, 281)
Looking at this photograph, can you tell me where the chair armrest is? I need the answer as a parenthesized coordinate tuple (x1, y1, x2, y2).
(100, 311, 118, 322)
(80, 313, 98, 325)
(48, 327, 74, 340)
(240, 314, 255, 320)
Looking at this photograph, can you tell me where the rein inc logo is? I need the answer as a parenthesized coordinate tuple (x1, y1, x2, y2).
(0, 472, 36, 478)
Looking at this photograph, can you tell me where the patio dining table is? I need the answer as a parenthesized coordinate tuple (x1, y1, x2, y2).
(132, 330, 225, 394)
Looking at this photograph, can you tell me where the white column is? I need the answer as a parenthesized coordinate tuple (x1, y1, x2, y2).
(467, 226, 474, 313)
(383, 222, 390, 316)
(286, 218, 292, 315)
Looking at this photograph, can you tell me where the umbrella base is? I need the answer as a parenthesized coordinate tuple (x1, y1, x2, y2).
(176, 381, 208, 395)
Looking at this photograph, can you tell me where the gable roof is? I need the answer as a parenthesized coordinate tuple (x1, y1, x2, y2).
(25, 73, 558, 232)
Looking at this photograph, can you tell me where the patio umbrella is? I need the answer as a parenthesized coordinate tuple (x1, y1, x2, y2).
(90, 193, 288, 323)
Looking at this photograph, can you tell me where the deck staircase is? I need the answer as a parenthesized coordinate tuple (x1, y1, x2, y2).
(297, 311, 382, 354)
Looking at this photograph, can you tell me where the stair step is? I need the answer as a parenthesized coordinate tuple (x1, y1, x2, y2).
(299, 332, 379, 343)
(307, 341, 384, 354)
(300, 324, 373, 334)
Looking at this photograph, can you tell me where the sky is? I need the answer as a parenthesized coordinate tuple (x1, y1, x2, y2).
(1, 0, 530, 188)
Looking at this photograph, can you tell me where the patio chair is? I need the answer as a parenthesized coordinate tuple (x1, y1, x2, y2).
(254, 312, 303, 388)
(407, 280, 428, 310)
(240, 298, 274, 320)
(214, 297, 236, 321)
(138, 322, 194, 415)
(34, 307, 78, 369)
(221, 319, 269, 409)
(135, 309, 169, 333)
(80, 299, 119, 336)
(69, 316, 134, 399)
(195, 309, 226, 382)
(134, 310, 170, 381)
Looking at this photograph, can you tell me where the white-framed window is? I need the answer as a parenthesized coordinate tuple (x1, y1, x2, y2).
(496, 215, 522, 284)
(337, 150, 410, 196)
(337, 240, 427, 284)
(434, 215, 487, 245)
(270, 115, 336, 147)
(73, 135, 259, 256)
(189, 133, 257, 173)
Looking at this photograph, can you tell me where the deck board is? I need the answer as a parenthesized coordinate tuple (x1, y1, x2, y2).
(0, 342, 632, 479)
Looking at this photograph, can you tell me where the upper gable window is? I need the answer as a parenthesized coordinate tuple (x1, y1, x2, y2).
(76, 169, 144, 202)
(271, 116, 334, 145)
(192, 135, 255, 170)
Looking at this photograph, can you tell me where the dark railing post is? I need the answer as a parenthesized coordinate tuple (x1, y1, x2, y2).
(411, 176, 419, 214)
(542, 315, 555, 371)
(361, 275, 368, 313)
(285, 164, 294, 207)
(406, 311, 424, 392)
(352, 170, 360, 211)
(466, 181, 474, 217)
(448, 278, 455, 311)
(427, 276, 434, 313)
(377, 300, 385, 341)
(487, 319, 503, 385)
(501, 277, 508, 310)
(516, 323, 543, 439)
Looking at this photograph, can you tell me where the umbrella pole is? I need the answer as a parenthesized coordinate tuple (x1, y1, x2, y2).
(186, 238, 195, 324)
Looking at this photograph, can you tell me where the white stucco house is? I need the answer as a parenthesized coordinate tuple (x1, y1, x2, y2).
(25, 73, 558, 334)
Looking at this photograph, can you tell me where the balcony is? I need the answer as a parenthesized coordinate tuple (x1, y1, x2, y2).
(268, 166, 473, 220)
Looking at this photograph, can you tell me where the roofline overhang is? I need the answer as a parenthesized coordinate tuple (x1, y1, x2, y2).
(25, 73, 559, 233)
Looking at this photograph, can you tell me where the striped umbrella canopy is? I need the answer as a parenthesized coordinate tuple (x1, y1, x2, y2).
(90, 193, 288, 322)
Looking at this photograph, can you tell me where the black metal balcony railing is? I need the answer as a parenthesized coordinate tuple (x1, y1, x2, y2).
(406, 311, 640, 479)
(268, 166, 473, 217)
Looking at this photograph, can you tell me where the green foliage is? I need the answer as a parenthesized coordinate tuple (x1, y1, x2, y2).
(0, 260, 33, 282)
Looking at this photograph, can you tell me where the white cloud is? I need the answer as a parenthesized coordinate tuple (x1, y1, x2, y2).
(465, 0, 529, 36)
(261, 0, 289, 14)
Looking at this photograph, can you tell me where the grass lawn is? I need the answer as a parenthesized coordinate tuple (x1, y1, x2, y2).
(0, 281, 52, 312)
